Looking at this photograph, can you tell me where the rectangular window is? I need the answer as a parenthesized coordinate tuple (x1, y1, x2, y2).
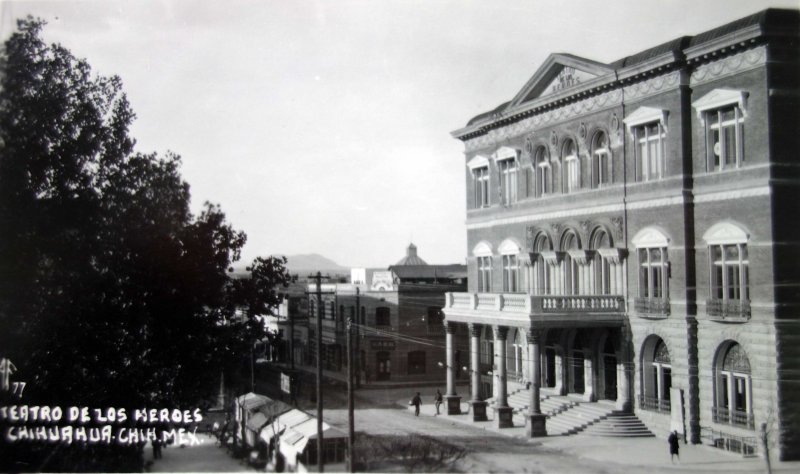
(375, 307, 391, 326)
(706, 105, 744, 171)
(407, 351, 426, 375)
(634, 122, 664, 181)
(502, 255, 519, 293)
(477, 256, 492, 292)
(498, 158, 517, 205)
(473, 166, 489, 208)
(709, 243, 749, 303)
(638, 247, 668, 299)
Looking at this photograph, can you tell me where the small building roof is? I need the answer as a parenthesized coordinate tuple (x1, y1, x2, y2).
(395, 243, 428, 266)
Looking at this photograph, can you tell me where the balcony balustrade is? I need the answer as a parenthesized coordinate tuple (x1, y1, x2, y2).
(634, 297, 670, 318)
(712, 406, 755, 430)
(445, 292, 625, 316)
(706, 299, 751, 322)
(638, 394, 671, 413)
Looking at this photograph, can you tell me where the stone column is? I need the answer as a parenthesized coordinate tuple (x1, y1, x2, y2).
(494, 325, 513, 428)
(583, 344, 596, 402)
(616, 329, 632, 412)
(444, 321, 461, 415)
(526, 328, 547, 437)
(469, 323, 487, 421)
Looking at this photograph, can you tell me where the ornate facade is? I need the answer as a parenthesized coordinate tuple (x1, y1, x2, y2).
(442, 9, 800, 459)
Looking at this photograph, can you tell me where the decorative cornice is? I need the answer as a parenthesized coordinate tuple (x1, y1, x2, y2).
(622, 71, 681, 102)
(690, 46, 766, 86)
(463, 89, 623, 152)
(694, 186, 770, 203)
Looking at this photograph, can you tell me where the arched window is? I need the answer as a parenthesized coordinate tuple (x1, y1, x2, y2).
(713, 342, 753, 429)
(562, 230, 581, 295)
(640, 336, 671, 412)
(532, 233, 554, 295)
(534, 146, 551, 197)
(591, 131, 611, 188)
(591, 229, 613, 295)
(563, 139, 580, 193)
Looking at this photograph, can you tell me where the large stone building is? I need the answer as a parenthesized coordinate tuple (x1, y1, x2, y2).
(441, 9, 800, 460)
(306, 244, 468, 385)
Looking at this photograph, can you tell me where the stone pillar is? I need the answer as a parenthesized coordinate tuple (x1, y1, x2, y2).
(469, 323, 487, 421)
(583, 345, 596, 402)
(494, 325, 513, 428)
(616, 328, 632, 412)
(527, 328, 547, 437)
(444, 321, 461, 414)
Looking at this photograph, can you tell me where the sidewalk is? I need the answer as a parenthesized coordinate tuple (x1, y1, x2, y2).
(149, 434, 252, 472)
(401, 398, 798, 473)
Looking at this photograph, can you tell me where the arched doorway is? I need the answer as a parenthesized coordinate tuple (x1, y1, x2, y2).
(641, 335, 671, 412)
(713, 341, 753, 428)
(600, 333, 618, 400)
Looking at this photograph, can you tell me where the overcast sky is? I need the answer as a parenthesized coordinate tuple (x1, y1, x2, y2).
(2, 0, 797, 268)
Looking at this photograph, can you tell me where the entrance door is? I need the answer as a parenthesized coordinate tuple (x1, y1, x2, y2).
(376, 351, 391, 381)
(545, 348, 556, 388)
(572, 350, 585, 393)
(603, 355, 617, 400)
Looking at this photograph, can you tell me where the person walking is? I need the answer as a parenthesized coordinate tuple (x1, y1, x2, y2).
(434, 389, 443, 415)
(668, 430, 680, 463)
(411, 392, 422, 416)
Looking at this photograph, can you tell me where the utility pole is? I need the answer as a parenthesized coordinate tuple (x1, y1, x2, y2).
(346, 287, 358, 471)
(355, 287, 360, 388)
(310, 272, 329, 473)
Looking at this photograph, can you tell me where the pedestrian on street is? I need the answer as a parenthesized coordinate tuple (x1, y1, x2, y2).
(152, 438, 162, 460)
(411, 392, 422, 416)
(668, 430, 680, 463)
(434, 389, 443, 415)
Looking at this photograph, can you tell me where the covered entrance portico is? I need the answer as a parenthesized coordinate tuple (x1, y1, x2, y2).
(442, 292, 632, 436)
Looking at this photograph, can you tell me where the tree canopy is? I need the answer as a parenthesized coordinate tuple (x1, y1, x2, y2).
(0, 17, 291, 471)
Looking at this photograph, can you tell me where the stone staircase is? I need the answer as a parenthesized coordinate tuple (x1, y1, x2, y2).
(488, 389, 654, 438)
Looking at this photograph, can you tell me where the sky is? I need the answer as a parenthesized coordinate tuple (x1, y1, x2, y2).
(1, 0, 798, 268)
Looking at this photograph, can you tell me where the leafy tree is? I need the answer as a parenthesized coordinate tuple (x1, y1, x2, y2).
(0, 17, 291, 471)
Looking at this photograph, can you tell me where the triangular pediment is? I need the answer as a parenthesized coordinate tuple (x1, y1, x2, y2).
(509, 53, 615, 108)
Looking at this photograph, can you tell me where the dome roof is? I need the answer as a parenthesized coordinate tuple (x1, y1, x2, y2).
(395, 243, 428, 266)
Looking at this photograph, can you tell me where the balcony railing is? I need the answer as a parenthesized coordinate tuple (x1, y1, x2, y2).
(702, 427, 758, 457)
(446, 292, 625, 314)
(634, 297, 670, 318)
(706, 299, 751, 322)
(638, 394, 671, 413)
(712, 406, 755, 430)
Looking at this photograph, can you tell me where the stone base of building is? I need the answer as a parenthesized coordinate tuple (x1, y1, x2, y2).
(445, 395, 462, 415)
(470, 400, 488, 421)
(494, 406, 514, 428)
(526, 413, 548, 437)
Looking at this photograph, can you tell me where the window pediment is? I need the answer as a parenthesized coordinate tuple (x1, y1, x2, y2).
(472, 241, 493, 257)
(493, 147, 520, 162)
(692, 89, 748, 118)
(624, 106, 669, 132)
(498, 239, 522, 255)
(703, 222, 749, 245)
(467, 154, 490, 170)
(632, 227, 670, 248)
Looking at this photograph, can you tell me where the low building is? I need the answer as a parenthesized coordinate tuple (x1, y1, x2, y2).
(305, 244, 468, 385)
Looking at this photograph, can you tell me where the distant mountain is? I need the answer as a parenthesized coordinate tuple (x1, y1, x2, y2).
(282, 253, 348, 273)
